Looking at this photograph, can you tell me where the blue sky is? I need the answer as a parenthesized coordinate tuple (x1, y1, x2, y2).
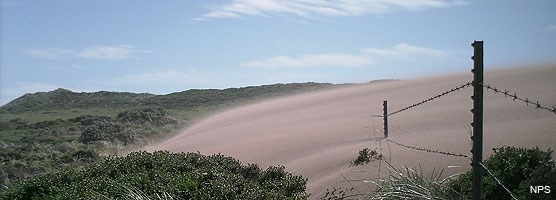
(1, 0, 555, 105)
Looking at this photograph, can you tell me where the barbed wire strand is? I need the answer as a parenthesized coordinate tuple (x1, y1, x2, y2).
(386, 139, 471, 159)
(482, 83, 556, 115)
(479, 162, 518, 200)
(388, 82, 472, 117)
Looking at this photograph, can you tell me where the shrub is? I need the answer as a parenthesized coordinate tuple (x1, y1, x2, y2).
(79, 122, 122, 144)
(1, 151, 308, 199)
(116, 107, 170, 124)
(351, 148, 382, 166)
(449, 146, 556, 200)
(61, 149, 100, 163)
(0, 118, 28, 130)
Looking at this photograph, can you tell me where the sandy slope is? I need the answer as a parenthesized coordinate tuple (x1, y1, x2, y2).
(146, 65, 556, 198)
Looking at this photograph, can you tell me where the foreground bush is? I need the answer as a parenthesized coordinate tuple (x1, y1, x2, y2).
(449, 146, 555, 200)
(1, 151, 308, 200)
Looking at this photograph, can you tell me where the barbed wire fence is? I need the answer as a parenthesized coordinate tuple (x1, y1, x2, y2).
(482, 83, 556, 115)
(385, 139, 471, 159)
(360, 41, 555, 199)
(387, 81, 472, 117)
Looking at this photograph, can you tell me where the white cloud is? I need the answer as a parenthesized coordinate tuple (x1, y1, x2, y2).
(25, 45, 152, 60)
(362, 43, 446, 57)
(111, 69, 328, 92)
(197, 0, 466, 20)
(244, 43, 446, 69)
(42, 63, 85, 72)
(115, 69, 215, 86)
(74, 45, 146, 60)
(196, 11, 242, 21)
(26, 48, 74, 60)
(244, 53, 373, 69)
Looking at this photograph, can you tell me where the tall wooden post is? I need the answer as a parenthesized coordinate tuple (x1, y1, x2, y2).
(471, 40, 484, 200)
(383, 101, 388, 138)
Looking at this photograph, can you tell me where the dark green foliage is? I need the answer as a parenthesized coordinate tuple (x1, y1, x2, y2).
(117, 107, 168, 122)
(79, 121, 123, 144)
(0, 118, 28, 130)
(0, 88, 155, 114)
(63, 149, 100, 163)
(116, 107, 178, 126)
(0, 107, 184, 189)
(0, 142, 101, 191)
(351, 148, 382, 166)
(70, 115, 114, 126)
(1, 151, 308, 199)
(449, 146, 556, 200)
(72, 107, 179, 145)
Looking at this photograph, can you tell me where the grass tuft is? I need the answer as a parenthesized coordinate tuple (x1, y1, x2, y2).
(367, 162, 466, 200)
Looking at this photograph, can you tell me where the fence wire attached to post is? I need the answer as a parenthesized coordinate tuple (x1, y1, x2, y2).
(482, 83, 556, 115)
(387, 82, 472, 117)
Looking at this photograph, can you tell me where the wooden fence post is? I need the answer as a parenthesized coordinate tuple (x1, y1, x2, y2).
(383, 101, 388, 138)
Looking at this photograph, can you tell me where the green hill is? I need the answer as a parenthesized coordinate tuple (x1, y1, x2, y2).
(0, 88, 155, 114)
(145, 82, 334, 109)
(0, 83, 334, 120)
(0, 82, 335, 192)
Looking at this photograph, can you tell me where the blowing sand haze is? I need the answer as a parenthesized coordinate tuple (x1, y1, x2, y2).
(147, 65, 556, 197)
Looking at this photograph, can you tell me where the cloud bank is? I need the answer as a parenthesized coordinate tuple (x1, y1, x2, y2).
(244, 53, 373, 69)
(244, 43, 446, 69)
(196, 0, 466, 20)
(25, 45, 152, 60)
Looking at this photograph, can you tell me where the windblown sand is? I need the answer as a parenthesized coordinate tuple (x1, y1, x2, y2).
(147, 65, 556, 198)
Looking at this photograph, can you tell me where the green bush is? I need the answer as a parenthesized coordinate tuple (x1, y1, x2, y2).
(1, 151, 308, 200)
(0, 118, 28, 130)
(79, 121, 123, 144)
(116, 107, 170, 124)
(351, 148, 382, 166)
(62, 149, 100, 163)
(449, 146, 556, 200)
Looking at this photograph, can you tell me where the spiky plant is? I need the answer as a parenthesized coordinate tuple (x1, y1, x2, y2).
(364, 162, 467, 200)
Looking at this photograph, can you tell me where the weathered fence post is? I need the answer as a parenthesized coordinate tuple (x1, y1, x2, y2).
(383, 101, 388, 138)
(471, 40, 484, 200)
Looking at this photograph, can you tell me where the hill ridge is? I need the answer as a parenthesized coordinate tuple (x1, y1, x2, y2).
(0, 82, 335, 114)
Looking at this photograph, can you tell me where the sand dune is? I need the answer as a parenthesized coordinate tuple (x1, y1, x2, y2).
(146, 65, 556, 198)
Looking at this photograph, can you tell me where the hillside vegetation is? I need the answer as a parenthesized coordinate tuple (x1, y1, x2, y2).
(0, 88, 155, 114)
(1, 151, 308, 199)
(0, 82, 334, 194)
(0, 83, 333, 116)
